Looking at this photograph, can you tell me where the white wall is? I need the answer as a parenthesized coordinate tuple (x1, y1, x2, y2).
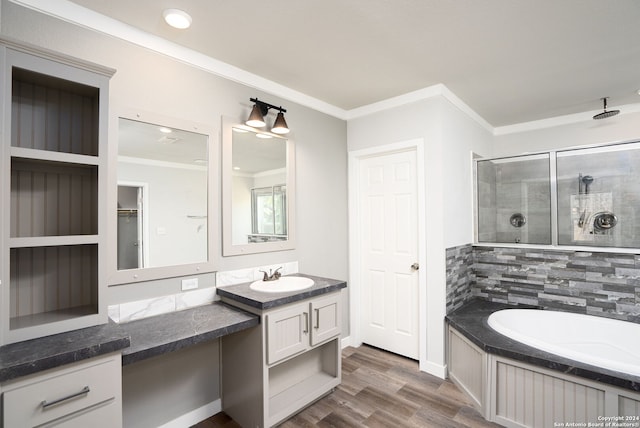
(231, 174, 253, 245)
(347, 95, 492, 377)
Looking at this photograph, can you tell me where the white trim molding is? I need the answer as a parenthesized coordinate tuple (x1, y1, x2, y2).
(9, 0, 347, 120)
(157, 400, 221, 428)
(10, 0, 640, 136)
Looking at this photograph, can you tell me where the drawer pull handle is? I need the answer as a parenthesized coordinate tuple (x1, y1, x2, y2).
(303, 312, 309, 334)
(314, 308, 320, 329)
(41, 386, 90, 409)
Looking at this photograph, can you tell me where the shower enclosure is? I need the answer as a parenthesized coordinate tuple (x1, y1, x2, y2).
(556, 143, 640, 248)
(476, 154, 551, 245)
(476, 141, 640, 249)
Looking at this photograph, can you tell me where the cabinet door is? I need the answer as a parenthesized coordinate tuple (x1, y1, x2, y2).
(310, 293, 341, 346)
(266, 301, 309, 365)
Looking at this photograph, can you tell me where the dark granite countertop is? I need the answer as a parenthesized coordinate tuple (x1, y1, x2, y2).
(217, 273, 347, 310)
(446, 299, 640, 392)
(120, 302, 258, 365)
(0, 321, 130, 383)
(1, 301, 259, 381)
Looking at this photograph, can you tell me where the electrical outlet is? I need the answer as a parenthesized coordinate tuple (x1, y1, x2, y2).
(181, 278, 198, 291)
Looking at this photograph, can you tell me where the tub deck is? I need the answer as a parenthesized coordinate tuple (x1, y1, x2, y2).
(446, 299, 640, 393)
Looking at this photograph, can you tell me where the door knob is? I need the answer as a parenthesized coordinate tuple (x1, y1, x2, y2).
(411, 263, 419, 271)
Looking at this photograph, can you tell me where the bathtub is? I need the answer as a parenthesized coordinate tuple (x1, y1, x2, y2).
(487, 309, 640, 377)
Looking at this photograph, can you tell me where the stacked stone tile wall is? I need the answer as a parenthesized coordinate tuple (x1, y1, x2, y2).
(472, 246, 640, 323)
(445, 244, 640, 322)
(445, 244, 475, 314)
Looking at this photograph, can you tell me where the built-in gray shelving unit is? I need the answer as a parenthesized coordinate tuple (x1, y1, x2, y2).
(1, 41, 113, 344)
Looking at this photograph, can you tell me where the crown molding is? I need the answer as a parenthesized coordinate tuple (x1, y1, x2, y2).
(494, 102, 640, 136)
(346, 84, 494, 133)
(6, 0, 494, 132)
(10, 0, 348, 120)
(12, 0, 640, 136)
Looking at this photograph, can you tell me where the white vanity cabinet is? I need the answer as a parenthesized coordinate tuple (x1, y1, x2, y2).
(221, 291, 342, 428)
(0, 40, 113, 344)
(1, 352, 122, 428)
(266, 293, 341, 365)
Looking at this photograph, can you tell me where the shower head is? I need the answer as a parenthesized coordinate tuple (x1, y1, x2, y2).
(582, 175, 594, 194)
(593, 97, 620, 120)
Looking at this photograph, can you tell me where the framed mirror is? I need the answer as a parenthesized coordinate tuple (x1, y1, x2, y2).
(222, 117, 296, 255)
(109, 112, 216, 284)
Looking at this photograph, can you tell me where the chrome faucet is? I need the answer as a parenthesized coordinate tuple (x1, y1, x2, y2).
(260, 267, 282, 282)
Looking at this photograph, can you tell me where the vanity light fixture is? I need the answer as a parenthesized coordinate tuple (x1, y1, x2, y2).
(271, 112, 289, 135)
(246, 98, 290, 134)
(163, 9, 192, 29)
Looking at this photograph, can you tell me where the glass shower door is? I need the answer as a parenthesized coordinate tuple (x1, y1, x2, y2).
(477, 154, 551, 245)
(556, 142, 640, 248)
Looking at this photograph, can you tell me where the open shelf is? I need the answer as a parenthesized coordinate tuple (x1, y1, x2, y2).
(10, 158, 98, 237)
(12, 67, 99, 156)
(268, 338, 339, 424)
(2, 41, 111, 345)
(9, 244, 98, 331)
(10, 304, 98, 330)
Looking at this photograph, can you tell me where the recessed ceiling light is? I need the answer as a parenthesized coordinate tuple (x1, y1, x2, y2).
(159, 127, 172, 134)
(163, 9, 192, 29)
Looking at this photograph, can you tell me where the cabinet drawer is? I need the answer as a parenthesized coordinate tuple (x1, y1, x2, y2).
(3, 354, 121, 427)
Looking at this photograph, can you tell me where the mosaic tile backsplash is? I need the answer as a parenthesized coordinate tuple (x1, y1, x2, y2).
(446, 244, 640, 323)
(445, 244, 475, 313)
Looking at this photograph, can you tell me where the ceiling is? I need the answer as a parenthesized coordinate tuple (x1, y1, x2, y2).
(66, 0, 640, 127)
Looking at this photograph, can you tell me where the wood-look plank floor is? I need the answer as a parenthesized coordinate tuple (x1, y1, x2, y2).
(192, 344, 502, 428)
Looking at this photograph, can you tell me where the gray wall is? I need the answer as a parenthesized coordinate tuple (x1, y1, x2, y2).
(0, 1, 348, 426)
(348, 96, 493, 374)
(0, 0, 348, 283)
(122, 341, 220, 428)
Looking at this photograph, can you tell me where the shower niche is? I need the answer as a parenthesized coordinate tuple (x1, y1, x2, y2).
(476, 141, 640, 249)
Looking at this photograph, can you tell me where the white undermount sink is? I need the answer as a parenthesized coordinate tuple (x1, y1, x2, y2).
(249, 276, 314, 293)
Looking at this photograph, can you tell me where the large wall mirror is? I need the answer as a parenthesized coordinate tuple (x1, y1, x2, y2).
(109, 112, 216, 284)
(222, 117, 296, 255)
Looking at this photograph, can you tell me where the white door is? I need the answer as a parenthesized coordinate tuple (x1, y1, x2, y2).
(359, 149, 419, 359)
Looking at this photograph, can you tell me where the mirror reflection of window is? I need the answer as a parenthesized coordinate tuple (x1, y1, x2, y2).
(250, 185, 287, 242)
(231, 127, 288, 245)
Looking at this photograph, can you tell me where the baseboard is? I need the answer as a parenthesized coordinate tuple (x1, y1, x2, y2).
(421, 360, 447, 379)
(158, 399, 221, 428)
(341, 335, 352, 349)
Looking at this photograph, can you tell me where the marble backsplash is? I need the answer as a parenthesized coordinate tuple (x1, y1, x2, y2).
(109, 261, 299, 323)
(446, 244, 640, 323)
